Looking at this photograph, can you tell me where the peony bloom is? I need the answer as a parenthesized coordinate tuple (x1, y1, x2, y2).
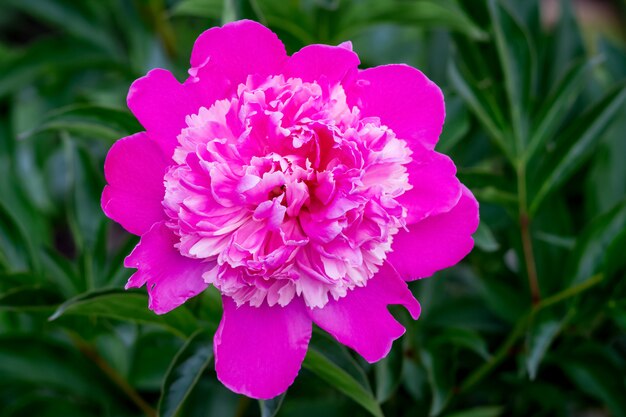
(102, 20, 478, 399)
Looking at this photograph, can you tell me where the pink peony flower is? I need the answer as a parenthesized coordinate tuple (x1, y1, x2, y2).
(101, 20, 479, 399)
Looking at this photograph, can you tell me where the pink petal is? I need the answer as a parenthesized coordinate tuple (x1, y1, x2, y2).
(125, 222, 210, 314)
(284, 44, 359, 84)
(388, 186, 479, 280)
(214, 296, 312, 399)
(308, 262, 420, 363)
(346, 64, 445, 150)
(101, 132, 168, 236)
(398, 143, 462, 224)
(127, 69, 204, 158)
(190, 19, 287, 88)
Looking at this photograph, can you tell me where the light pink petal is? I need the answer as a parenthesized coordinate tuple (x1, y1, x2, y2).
(101, 132, 168, 236)
(388, 186, 479, 281)
(284, 44, 359, 84)
(214, 296, 312, 399)
(124, 222, 210, 314)
(190, 19, 287, 87)
(346, 64, 444, 150)
(127, 69, 204, 158)
(398, 143, 462, 224)
(308, 262, 420, 363)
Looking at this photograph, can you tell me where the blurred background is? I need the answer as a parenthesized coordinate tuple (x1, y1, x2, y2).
(1, 0, 625, 416)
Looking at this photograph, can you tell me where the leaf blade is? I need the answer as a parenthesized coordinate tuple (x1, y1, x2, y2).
(158, 330, 214, 417)
(49, 289, 200, 338)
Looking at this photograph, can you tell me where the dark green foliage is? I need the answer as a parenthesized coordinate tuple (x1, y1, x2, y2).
(1, 0, 625, 416)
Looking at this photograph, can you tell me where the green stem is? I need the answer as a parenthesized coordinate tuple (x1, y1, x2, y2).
(148, 0, 178, 59)
(458, 273, 603, 392)
(459, 314, 528, 393)
(517, 163, 541, 304)
(69, 332, 157, 417)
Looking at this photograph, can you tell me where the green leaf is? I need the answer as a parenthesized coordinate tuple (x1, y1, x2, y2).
(303, 335, 383, 417)
(158, 330, 214, 417)
(40, 248, 81, 297)
(171, 0, 223, 18)
(0, 285, 62, 311)
(401, 359, 428, 402)
(526, 57, 602, 161)
(21, 105, 142, 142)
(0, 39, 113, 99)
(557, 344, 626, 417)
(445, 406, 503, 417)
(129, 330, 183, 391)
(530, 84, 626, 214)
(487, 0, 535, 154)
(1, 393, 96, 417)
(4, 0, 120, 56)
(49, 289, 200, 338)
(473, 222, 500, 252)
(432, 328, 491, 361)
(525, 313, 563, 380)
(335, 0, 488, 42)
(222, 0, 238, 24)
(565, 200, 626, 287)
(447, 60, 513, 163)
(438, 95, 470, 153)
(0, 202, 35, 273)
(0, 335, 112, 401)
(259, 393, 286, 417)
(421, 348, 454, 416)
(374, 344, 403, 403)
(64, 138, 105, 253)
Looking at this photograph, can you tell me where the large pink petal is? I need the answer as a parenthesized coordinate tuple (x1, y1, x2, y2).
(127, 69, 204, 158)
(308, 262, 420, 363)
(346, 64, 444, 150)
(398, 143, 462, 224)
(284, 43, 359, 84)
(125, 222, 210, 314)
(388, 186, 479, 281)
(190, 19, 287, 88)
(102, 132, 168, 236)
(214, 296, 312, 399)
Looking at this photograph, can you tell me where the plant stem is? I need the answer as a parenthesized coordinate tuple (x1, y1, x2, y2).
(459, 314, 529, 393)
(517, 163, 541, 304)
(69, 332, 157, 417)
(458, 273, 603, 392)
(520, 212, 540, 304)
(147, 0, 177, 59)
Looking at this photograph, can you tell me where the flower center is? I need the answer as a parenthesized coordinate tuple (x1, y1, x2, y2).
(163, 75, 413, 308)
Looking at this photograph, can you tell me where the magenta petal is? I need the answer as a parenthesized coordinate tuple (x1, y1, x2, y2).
(347, 64, 444, 150)
(127, 69, 204, 158)
(308, 262, 420, 363)
(124, 222, 209, 314)
(388, 186, 479, 281)
(215, 296, 312, 399)
(284, 44, 360, 84)
(102, 132, 168, 236)
(190, 19, 287, 87)
(398, 143, 462, 224)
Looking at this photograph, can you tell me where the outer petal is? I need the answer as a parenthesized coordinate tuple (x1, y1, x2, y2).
(124, 222, 210, 314)
(308, 262, 420, 363)
(346, 64, 444, 150)
(214, 296, 312, 399)
(102, 132, 168, 236)
(398, 142, 462, 224)
(127, 69, 204, 158)
(284, 44, 359, 84)
(388, 186, 479, 281)
(190, 19, 287, 87)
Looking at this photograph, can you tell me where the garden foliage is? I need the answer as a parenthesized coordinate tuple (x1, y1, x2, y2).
(0, 1, 625, 416)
